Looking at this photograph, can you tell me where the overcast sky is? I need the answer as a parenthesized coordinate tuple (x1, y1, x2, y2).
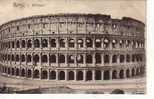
(0, 0, 146, 25)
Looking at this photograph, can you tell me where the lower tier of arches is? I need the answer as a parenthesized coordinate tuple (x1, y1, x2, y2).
(0, 65, 145, 81)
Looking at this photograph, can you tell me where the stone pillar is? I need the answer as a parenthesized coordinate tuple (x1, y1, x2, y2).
(92, 70, 95, 81)
(93, 53, 96, 66)
(74, 70, 77, 81)
(93, 38, 95, 49)
(110, 70, 112, 80)
(101, 70, 104, 80)
(83, 69, 86, 81)
(39, 53, 42, 66)
(48, 70, 50, 80)
(55, 70, 58, 80)
(65, 70, 68, 81)
(39, 69, 42, 79)
(123, 69, 126, 79)
(101, 54, 104, 65)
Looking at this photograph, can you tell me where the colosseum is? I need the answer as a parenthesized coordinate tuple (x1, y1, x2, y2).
(0, 14, 145, 94)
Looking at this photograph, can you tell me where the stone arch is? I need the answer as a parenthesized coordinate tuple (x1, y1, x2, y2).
(42, 39, 48, 48)
(27, 39, 32, 48)
(12, 68, 15, 75)
(86, 70, 92, 81)
(16, 40, 20, 48)
(27, 54, 32, 63)
(95, 70, 101, 80)
(21, 40, 26, 48)
(16, 68, 19, 76)
(77, 39, 83, 48)
(120, 55, 125, 63)
(95, 38, 101, 48)
(104, 55, 109, 64)
(68, 38, 75, 48)
(86, 54, 92, 64)
(126, 54, 130, 62)
(86, 38, 93, 47)
(104, 38, 109, 48)
(112, 70, 117, 79)
(104, 70, 110, 80)
(8, 67, 11, 74)
(49, 54, 56, 63)
(77, 71, 83, 80)
(59, 54, 65, 63)
(27, 69, 32, 78)
(59, 71, 65, 80)
(112, 55, 117, 63)
(76, 54, 83, 63)
(49, 71, 56, 80)
(33, 54, 39, 63)
(41, 54, 48, 63)
(126, 69, 130, 78)
(68, 71, 74, 80)
(21, 68, 26, 77)
(16, 54, 19, 62)
(136, 67, 140, 75)
(33, 69, 40, 78)
(42, 70, 48, 79)
(95, 53, 101, 64)
(119, 69, 124, 79)
(132, 68, 135, 77)
(50, 39, 56, 47)
(11, 54, 14, 61)
(34, 39, 40, 48)
(21, 54, 25, 62)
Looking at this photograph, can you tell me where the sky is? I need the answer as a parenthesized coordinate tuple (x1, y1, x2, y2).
(0, 0, 146, 25)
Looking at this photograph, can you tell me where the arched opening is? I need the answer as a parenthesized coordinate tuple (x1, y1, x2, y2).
(21, 54, 25, 62)
(86, 54, 92, 64)
(77, 39, 83, 48)
(86, 38, 93, 48)
(21, 40, 26, 48)
(119, 40, 124, 48)
(132, 68, 135, 77)
(33, 54, 39, 64)
(16, 68, 19, 76)
(12, 68, 15, 75)
(12, 41, 15, 48)
(16, 54, 19, 62)
(119, 70, 124, 79)
(11, 54, 14, 61)
(49, 54, 56, 63)
(95, 38, 101, 48)
(27, 39, 32, 48)
(112, 55, 117, 63)
(59, 39, 65, 48)
(27, 55, 31, 63)
(95, 53, 101, 64)
(136, 68, 140, 75)
(59, 54, 65, 63)
(33, 69, 40, 78)
(104, 38, 109, 48)
(77, 71, 83, 80)
(68, 55, 74, 64)
(41, 55, 48, 63)
(95, 70, 101, 80)
(112, 70, 117, 79)
(27, 69, 32, 78)
(34, 39, 40, 48)
(42, 39, 48, 48)
(68, 38, 75, 48)
(104, 55, 109, 64)
(126, 54, 130, 62)
(59, 71, 65, 80)
(126, 69, 130, 78)
(49, 71, 56, 80)
(42, 70, 48, 79)
(86, 71, 92, 81)
(68, 71, 74, 80)
(16, 40, 20, 48)
(21, 69, 26, 77)
(120, 55, 125, 63)
(76, 54, 83, 63)
(8, 68, 10, 74)
(111, 89, 125, 94)
(112, 39, 117, 48)
(104, 70, 110, 80)
(50, 39, 56, 47)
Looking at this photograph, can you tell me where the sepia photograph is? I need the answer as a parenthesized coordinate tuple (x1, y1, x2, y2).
(0, 0, 146, 94)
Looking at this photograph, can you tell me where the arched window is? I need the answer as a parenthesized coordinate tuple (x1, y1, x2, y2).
(104, 55, 109, 64)
(21, 69, 26, 77)
(59, 54, 65, 63)
(119, 40, 124, 48)
(120, 55, 125, 63)
(33, 54, 39, 63)
(104, 70, 110, 80)
(95, 53, 101, 64)
(112, 70, 117, 79)
(104, 38, 109, 48)
(21, 54, 25, 62)
(41, 55, 48, 63)
(59, 39, 65, 48)
(77, 71, 83, 80)
(126, 54, 130, 62)
(112, 55, 117, 63)
(95, 38, 101, 48)
(27, 55, 31, 63)
(27, 69, 32, 78)
(50, 71, 56, 80)
(50, 39, 56, 47)
(49, 54, 56, 63)
(68, 38, 75, 48)
(76, 54, 83, 63)
(27, 39, 32, 48)
(12, 54, 14, 61)
(42, 70, 48, 79)
(34, 39, 40, 48)
(86, 71, 92, 81)
(12, 41, 15, 48)
(77, 39, 83, 48)
(68, 71, 74, 80)
(58, 71, 65, 80)
(119, 70, 124, 79)
(95, 70, 101, 80)
(86, 54, 92, 64)
(21, 40, 26, 48)
(112, 39, 117, 48)
(126, 69, 130, 78)
(16, 40, 20, 48)
(68, 55, 74, 63)
(132, 54, 135, 62)
(16, 55, 19, 62)
(16, 68, 19, 76)
(42, 39, 48, 48)
(126, 40, 130, 48)
(86, 38, 93, 48)
(33, 69, 39, 78)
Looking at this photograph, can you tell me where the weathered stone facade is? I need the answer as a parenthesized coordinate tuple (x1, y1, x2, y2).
(0, 14, 145, 82)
